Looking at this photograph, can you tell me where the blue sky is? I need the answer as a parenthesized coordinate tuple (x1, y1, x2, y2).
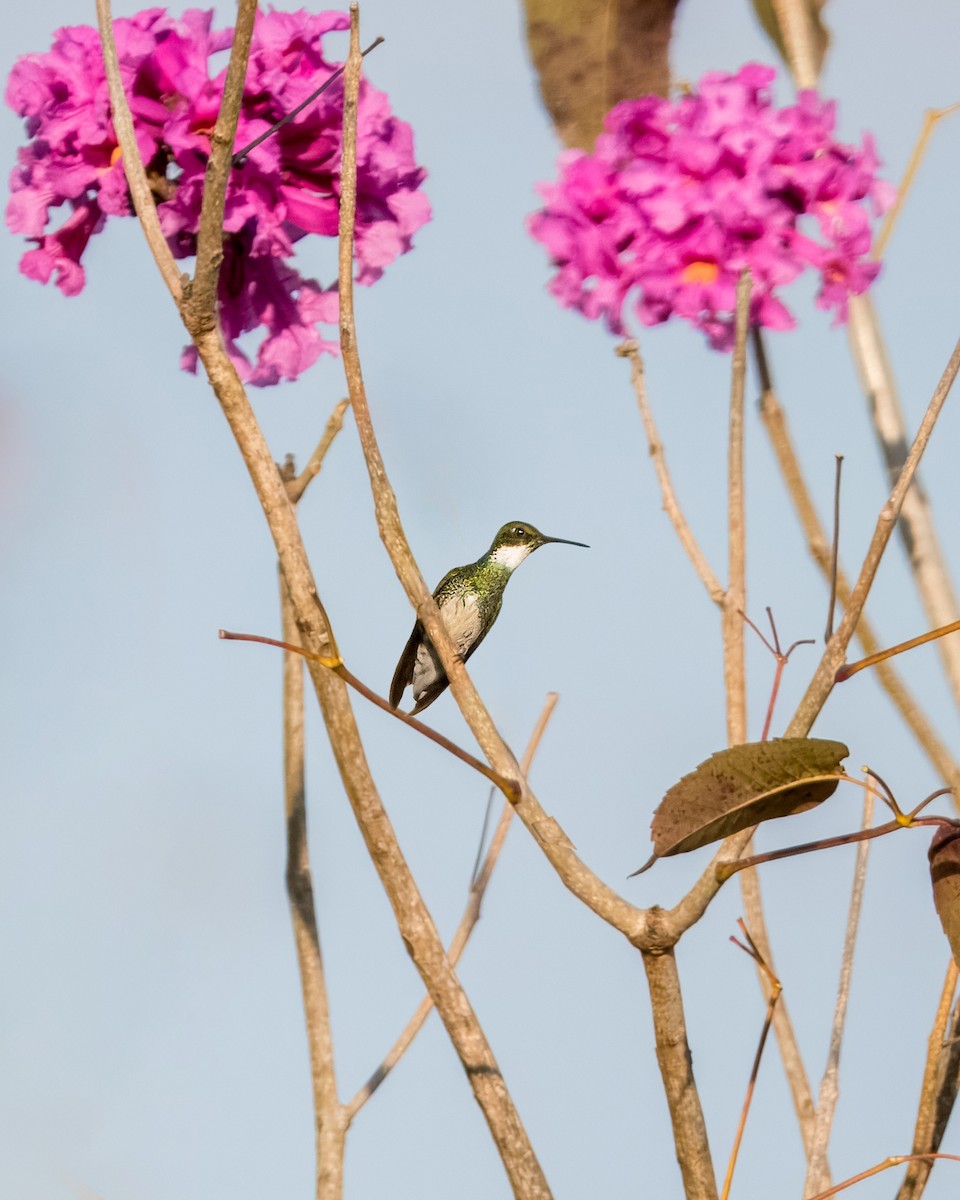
(3, 2, 960, 1197)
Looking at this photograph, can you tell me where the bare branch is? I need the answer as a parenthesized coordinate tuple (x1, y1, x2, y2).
(94, 0, 183, 300)
(803, 783, 876, 1196)
(644, 942, 719, 1200)
(738, 867, 820, 1165)
(896, 959, 960, 1200)
(345, 694, 559, 1120)
(287, 399, 351, 505)
(721, 922, 782, 1200)
(617, 340, 723, 603)
(785, 334, 960, 739)
(281, 587, 346, 1197)
(846, 295, 960, 711)
(754, 331, 960, 799)
(182, 0, 258, 332)
(724, 271, 750, 747)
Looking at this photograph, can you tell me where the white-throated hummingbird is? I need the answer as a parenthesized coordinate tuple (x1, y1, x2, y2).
(389, 521, 588, 715)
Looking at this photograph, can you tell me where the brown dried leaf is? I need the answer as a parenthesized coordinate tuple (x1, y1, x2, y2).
(647, 737, 849, 862)
(751, 0, 831, 80)
(930, 825, 960, 967)
(523, 0, 681, 151)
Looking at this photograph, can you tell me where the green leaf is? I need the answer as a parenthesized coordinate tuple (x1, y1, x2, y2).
(930, 825, 960, 967)
(523, 0, 681, 151)
(634, 738, 849, 871)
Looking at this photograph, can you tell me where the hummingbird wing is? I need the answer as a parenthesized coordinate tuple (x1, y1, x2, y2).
(389, 620, 425, 709)
(407, 591, 501, 715)
(389, 567, 462, 711)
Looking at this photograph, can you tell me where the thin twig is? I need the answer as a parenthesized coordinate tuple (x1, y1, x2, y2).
(94, 0, 183, 300)
(825, 455, 842, 642)
(753, 330, 960, 800)
(785, 333, 960, 739)
(873, 105, 960, 262)
(345, 694, 559, 1120)
(232, 38, 384, 166)
(896, 958, 960, 1200)
(807, 1154, 960, 1200)
(616, 340, 723, 603)
(737, 865, 821, 1163)
(183, 0, 258, 331)
(724, 271, 750, 747)
(846, 295, 960, 712)
(280, 587, 346, 1198)
(721, 921, 782, 1200)
(803, 781, 876, 1197)
(218, 629, 517, 797)
(287, 398, 351, 505)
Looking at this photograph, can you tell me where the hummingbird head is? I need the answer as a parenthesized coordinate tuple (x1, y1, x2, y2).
(488, 521, 589, 571)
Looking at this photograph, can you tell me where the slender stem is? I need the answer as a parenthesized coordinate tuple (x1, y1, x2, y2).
(846, 295, 960, 711)
(803, 784, 876, 1197)
(721, 928, 781, 1200)
(873, 105, 960, 262)
(724, 272, 750, 748)
(232, 38, 384, 166)
(785, 334, 960, 739)
(807, 1154, 960, 1200)
(281, 588, 346, 1199)
(94, 0, 183, 300)
(219, 630, 515, 796)
(617, 340, 723, 603)
(753, 329, 960, 799)
(286, 399, 352, 504)
(183, 0, 258, 332)
(896, 959, 960, 1200)
(345, 694, 559, 1120)
(825, 455, 842, 642)
(838, 619, 960, 682)
(737, 866, 820, 1162)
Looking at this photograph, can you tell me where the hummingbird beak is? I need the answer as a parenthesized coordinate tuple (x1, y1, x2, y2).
(540, 535, 589, 548)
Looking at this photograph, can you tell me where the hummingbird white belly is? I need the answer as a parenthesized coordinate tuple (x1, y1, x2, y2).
(411, 592, 482, 704)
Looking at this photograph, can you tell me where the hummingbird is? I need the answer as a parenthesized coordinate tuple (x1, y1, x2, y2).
(389, 521, 589, 715)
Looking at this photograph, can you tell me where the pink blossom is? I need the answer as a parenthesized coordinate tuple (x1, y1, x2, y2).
(6, 8, 430, 385)
(529, 65, 892, 350)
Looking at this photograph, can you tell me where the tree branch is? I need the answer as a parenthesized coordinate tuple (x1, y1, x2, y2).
(281, 587, 347, 1198)
(286, 398, 351, 505)
(896, 958, 960, 1200)
(803, 784, 875, 1196)
(94, 0, 183, 300)
(754, 329, 960, 799)
(345, 694, 559, 1120)
(183, 0, 258, 331)
(786, 334, 960, 739)
(617, 340, 723, 604)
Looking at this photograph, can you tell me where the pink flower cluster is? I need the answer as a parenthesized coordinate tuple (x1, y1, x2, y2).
(7, 8, 431, 385)
(529, 64, 893, 350)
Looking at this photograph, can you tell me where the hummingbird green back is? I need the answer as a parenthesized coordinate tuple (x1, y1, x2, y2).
(389, 521, 588, 715)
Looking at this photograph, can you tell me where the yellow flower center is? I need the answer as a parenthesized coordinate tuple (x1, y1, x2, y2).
(680, 260, 719, 285)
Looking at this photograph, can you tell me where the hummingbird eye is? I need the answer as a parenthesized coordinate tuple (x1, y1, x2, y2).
(514, 526, 527, 538)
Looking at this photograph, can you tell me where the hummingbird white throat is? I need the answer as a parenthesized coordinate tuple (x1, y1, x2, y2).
(389, 521, 589, 715)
